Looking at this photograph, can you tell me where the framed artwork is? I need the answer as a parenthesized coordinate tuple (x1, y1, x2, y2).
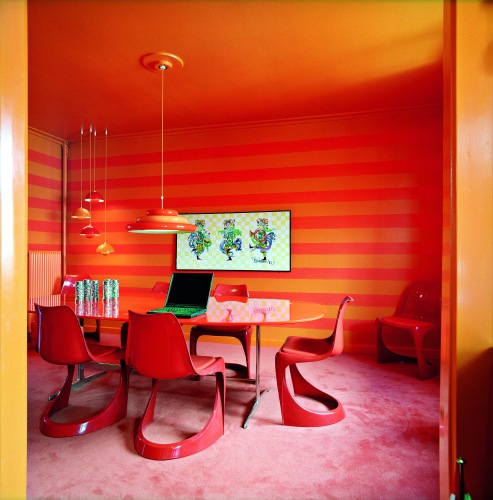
(176, 210, 291, 272)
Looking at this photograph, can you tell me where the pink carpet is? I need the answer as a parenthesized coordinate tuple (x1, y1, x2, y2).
(27, 342, 439, 499)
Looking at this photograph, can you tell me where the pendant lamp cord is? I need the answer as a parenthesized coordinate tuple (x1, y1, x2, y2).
(160, 66, 165, 210)
(80, 127, 84, 206)
(104, 129, 108, 240)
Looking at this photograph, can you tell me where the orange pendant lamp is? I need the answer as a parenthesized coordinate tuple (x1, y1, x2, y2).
(71, 127, 91, 219)
(96, 129, 115, 255)
(126, 53, 196, 235)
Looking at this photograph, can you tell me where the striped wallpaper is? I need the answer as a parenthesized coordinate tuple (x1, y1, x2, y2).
(30, 106, 443, 352)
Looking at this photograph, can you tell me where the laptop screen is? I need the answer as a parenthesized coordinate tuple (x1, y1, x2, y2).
(165, 272, 214, 308)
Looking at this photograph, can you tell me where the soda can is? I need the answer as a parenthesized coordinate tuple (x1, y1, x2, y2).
(112, 279, 120, 298)
(83, 279, 92, 300)
(103, 279, 113, 299)
(75, 281, 84, 301)
(91, 280, 99, 300)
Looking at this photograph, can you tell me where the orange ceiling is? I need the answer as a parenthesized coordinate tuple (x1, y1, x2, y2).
(27, 0, 443, 141)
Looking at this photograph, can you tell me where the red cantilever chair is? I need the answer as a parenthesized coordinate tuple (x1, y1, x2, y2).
(275, 296, 354, 427)
(31, 274, 100, 347)
(127, 311, 226, 460)
(35, 304, 128, 437)
(189, 284, 253, 379)
(375, 282, 441, 379)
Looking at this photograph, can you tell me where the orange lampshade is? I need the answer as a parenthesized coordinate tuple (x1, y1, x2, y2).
(80, 224, 100, 238)
(84, 190, 104, 203)
(127, 208, 196, 234)
(71, 206, 91, 219)
(96, 242, 115, 255)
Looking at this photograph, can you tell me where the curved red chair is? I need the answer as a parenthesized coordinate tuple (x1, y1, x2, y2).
(151, 281, 169, 294)
(35, 304, 128, 437)
(31, 273, 100, 346)
(376, 282, 441, 379)
(275, 296, 354, 427)
(127, 311, 226, 460)
(189, 284, 253, 379)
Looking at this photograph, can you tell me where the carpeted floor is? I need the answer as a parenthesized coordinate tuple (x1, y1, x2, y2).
(27, 342, 440, 500)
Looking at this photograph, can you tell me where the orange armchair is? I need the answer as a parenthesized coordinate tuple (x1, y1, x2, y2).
(376, 282, 441, 379)
(189, 284, 253, 379)
(35, 304, 128, 437)
(275, 296, 354, 427)
(127, 311, 226, 460)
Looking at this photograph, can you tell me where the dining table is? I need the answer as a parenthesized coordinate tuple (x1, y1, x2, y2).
(29, 291, 326, 428)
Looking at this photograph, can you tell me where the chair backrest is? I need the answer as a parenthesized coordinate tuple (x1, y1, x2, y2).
(151, 281, 169, 293)
(60, 274, 92, 294)
(327, 296, 354, 357)
(127, 311, 197, 379)
(214, 284, 249, 298)
(400, 282, 441, 323)
(35, 304, 90, 365)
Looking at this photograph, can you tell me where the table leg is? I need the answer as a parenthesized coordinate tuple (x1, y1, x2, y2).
(242, 325, 269, 428)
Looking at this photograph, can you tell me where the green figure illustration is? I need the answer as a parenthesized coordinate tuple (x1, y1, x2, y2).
(249, 218, 276, 261)
(188, 220, 212, 260)
(219, 219, 242, 261)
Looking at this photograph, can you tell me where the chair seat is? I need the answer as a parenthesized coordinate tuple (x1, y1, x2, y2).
(378, 316, 435, 330)
(281, 336, 332, 358)
(190, 354, 218, 371)
(88, 344, 126, 363)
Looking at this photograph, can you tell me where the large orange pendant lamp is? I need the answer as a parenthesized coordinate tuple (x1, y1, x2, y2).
(126, 53, 196, 235)
(71, 127, 91, 219)
(96, 129, 115, 255)
(84, 126, 104, 204)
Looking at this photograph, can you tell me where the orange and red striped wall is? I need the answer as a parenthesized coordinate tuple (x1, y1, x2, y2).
(28, 106, 443, 352)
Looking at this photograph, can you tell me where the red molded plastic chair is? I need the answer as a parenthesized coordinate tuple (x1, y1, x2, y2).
(375, 282, 441, 379)
(35, 304, 128, 437)
(151, 281, 169, 294)
(189, 284, 253, 379)
(31, 274, 100, 346)
(275, 296, 354, 427)
(61, 274, 100, 342)
(127, 310, 226, 460)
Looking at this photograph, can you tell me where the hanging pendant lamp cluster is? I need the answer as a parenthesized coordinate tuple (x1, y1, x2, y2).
(126, 53, 197, 235)
(71, 124, 114, 253)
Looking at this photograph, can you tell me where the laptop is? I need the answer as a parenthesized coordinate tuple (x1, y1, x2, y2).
(148, 272, 214, 318)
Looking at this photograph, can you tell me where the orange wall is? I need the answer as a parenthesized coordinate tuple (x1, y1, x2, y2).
(27, 131, 63, 251)
(62, 107, 443, 350)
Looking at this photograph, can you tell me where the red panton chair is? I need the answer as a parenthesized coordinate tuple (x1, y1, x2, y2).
(120, 281, 169, 348)
(151, 281, 169, 294)
(31, 274, 100, 347)
(275, 296, 354, 427)
(375, 282, 441, 379)
(61, 274, 101, 342)
(35, 304, 128, 437)
(189, 284, 253, 379)
(127, 311, 226, 460)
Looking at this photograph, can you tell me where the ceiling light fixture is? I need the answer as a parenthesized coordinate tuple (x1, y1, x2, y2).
(81, 125, 100, 238)
(96, 129, 115, 255)
(126, 53, 197, 235)
(71, 127, 91, 219)
(84, 127, 104, 203)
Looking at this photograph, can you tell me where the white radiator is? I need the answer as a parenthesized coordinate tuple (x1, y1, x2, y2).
(28, 250, 62, 299)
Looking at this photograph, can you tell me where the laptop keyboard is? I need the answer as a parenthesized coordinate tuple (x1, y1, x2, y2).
(163, 306, 205, 317)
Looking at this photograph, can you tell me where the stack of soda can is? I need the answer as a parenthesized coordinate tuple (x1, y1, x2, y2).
(103, 279, 119, 299)
(75, 279, 100, 300)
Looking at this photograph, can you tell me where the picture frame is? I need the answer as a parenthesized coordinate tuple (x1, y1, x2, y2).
(176, 210, 291, 272)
